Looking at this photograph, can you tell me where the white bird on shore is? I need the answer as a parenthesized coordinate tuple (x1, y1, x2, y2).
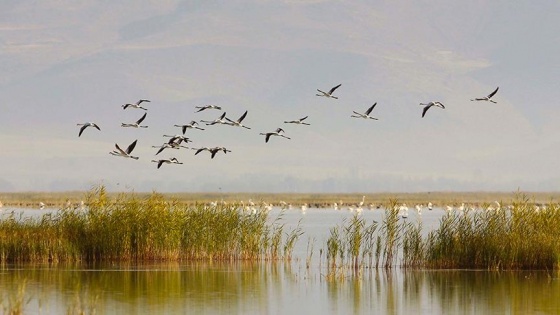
(225, 110, 251, 129)
(316, 84, 341, 99)
(471, 87, 499, 104)
(420, 101, 445, 118)
(260, 128, 291, 143)
(284, 116, 310, 125)
(77, 122, 100, 137)
(109, 140, 139, 159)
(415, 204, 423, 215)
(121, 112, 148, 128)
(195, 105, 222, 112)
(151, 157, 183, 169)
(358, 196, 366, 207)
(39, 202, 45, 210)
(427, 202, 433, 210)
(351, 103, 379, 120)
(174, 121, 205, 134)
(122, 99, 150, 110)
(399, 204, 409, 218)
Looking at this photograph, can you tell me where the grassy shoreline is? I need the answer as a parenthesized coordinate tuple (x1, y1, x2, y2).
(1, 188, 559, 270)
(2, 191, 560, 208)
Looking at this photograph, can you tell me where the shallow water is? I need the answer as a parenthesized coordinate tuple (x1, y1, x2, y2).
(1, 207, 559, 314)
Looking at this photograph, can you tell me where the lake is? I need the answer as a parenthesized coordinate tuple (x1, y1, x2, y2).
(1, 206, 559, 314)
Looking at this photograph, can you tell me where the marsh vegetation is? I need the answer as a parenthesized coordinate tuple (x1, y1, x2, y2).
(0, 186, 302, 263)
(1, 189, 559, 271)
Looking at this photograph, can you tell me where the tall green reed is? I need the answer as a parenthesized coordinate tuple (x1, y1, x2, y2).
(0, 186, 302, 263)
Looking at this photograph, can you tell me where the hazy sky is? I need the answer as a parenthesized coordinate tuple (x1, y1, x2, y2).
(1, 0, 559, 193)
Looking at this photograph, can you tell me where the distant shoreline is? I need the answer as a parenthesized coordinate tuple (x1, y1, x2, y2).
(1, 190, 559, 208)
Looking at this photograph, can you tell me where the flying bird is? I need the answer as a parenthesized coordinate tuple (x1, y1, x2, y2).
(192, 147, 231, 159)
(109, 140, 139, 159)
(420, 101, 445, 118)
(201, 112, 228, 126)
(195, 105, 222, 112)
(77, 122, 100, 137)
(351, 103, 379, 120)
(471, 87, 499, 104)
(152, 142, 189, 155)
(260, 128, 291, 143)
(151, 158, 183, 169)
(163, 135, 192, 145)
(174, 121, 205, 134)
(121, 112, 148, 128)
(122, 99, 150, 110)
(284, 116, 310, 125)
(225, 110, 251, 129)
(316, 84, 341, 99)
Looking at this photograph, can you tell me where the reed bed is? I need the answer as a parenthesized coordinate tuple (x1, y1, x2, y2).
(0, 186, 302, 263)
(424, 196, 560, 269)
(324, 197, 560, 273)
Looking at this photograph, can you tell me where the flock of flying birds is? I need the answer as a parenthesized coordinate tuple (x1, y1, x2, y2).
(77, 84, 500, 169)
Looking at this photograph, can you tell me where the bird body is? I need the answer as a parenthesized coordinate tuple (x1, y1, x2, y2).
(109, 140, 139, 159)
(316, 84, 341, 99)
(201, 112, 228, 126)
(152, 142, 189, 155)
(121, 112, 148, 128)
(420, 101, 445, 118)
(195, 105, 222, 112)
(193, 146, 231, 159)
(174, 121, 205, 134)
(471, 87, 499, 103)
(260, 128, 291, 143)
(122, 99, 150, 110)
(225, 110, 251, 129)
(351, 103, 378, 120)
(163, 135, 192, 145)
(77, 122, 100, 137)
(151, 157, 183, 169)
(284, 116, 310, 125)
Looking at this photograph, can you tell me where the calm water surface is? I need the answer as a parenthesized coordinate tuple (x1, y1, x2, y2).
(1, 207, 559, 314)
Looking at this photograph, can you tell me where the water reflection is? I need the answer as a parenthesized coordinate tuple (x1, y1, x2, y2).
(1, 263, 559, 314)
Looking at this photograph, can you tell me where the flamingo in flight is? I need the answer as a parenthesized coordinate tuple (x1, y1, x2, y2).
(225, 110, 251, 129)
(471, 87, 499, 104)
(151, 158, 183, 169)
(420, 101, 445, 118)
(284, 116, 310, 125)
(109, 140, 139, 160)
(193, 147, 231, 159)
(122, 99, 150, 110)
(152, 142, 189, 155)
(260, 128, 291, 143)
(77, 122, 100, 137)
(195, 105, 222, 112)
(174, 121, 205, 134)
(121, 112, 148, 128)
(351, 103, 379, 120)
(163, 135, 192, 145)
(316, 84, 341, 99)
(201, 112, 228, 126)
